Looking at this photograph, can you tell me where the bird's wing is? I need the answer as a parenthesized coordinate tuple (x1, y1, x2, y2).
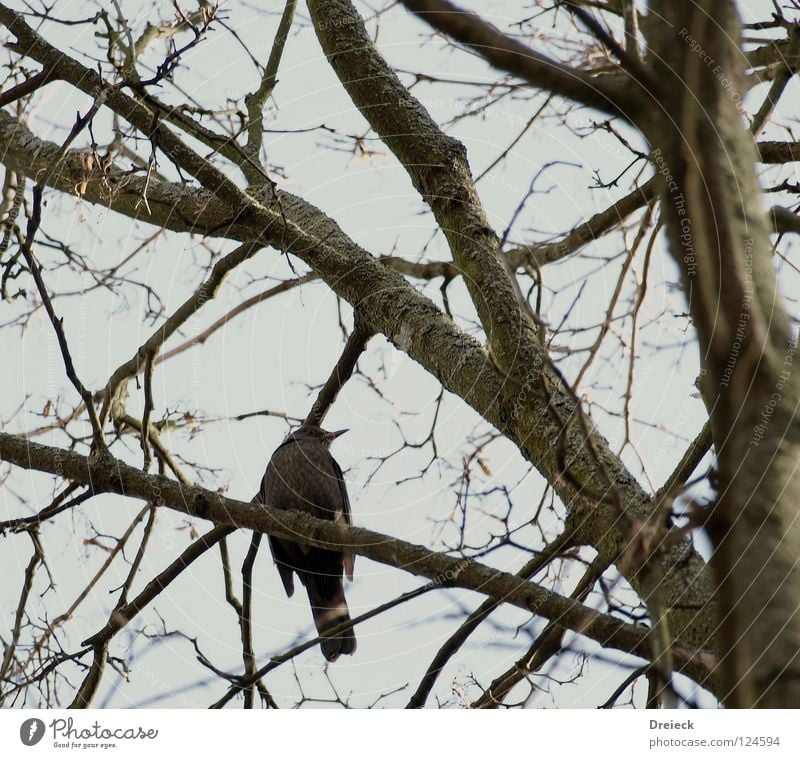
(259, 457, 299, 597)
(267, 534, 296, 597)
(330, 455, 355, 582)
(329, 456, 352, 526)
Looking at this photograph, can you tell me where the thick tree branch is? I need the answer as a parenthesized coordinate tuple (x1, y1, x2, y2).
(397, 0, 641, 118)
(306, 0, 717, 661)
(0, 431, 717, 690)
(1, 2, 718, 667)
(645, 0, 800, 708)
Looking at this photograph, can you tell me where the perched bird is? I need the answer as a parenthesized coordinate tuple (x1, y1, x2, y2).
(259, 425, 356, 661)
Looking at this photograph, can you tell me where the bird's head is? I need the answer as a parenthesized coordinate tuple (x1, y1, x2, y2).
(289, 425, 348, 448)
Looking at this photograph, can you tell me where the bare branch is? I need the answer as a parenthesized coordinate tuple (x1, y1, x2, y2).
(304, 318, 375, 427)
(397, 0, 640, 118)
(0, 431, 718, 690)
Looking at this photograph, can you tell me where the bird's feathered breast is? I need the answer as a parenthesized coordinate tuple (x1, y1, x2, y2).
(263, 437, 349, 524)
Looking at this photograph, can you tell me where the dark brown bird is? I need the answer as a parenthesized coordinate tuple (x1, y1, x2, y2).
(259, 425, 356, 661)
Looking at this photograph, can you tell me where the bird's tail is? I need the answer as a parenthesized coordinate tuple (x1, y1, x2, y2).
(305, 577, 357, 662)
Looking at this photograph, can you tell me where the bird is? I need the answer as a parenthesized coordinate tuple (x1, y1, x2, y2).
(258, 425, 356, 662)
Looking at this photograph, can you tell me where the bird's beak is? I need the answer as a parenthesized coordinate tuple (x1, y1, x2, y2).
(327, 429, 348, 441)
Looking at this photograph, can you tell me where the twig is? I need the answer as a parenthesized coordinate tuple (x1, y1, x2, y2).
(598, 664, 651, 708)
(655, 421, 713, 505)
(304, 317, 375, 427)
(407, 529, 574, 708)
(397, 0, 638, 118)
(17, 98, 109, 451)
(0, 65, 55, 107)
(140, 353, 154, 472)
(210, 583, 436, 709)
(0, 485, 91, 533)
(470, 554, 610, 708)
(240, 533, 262, 708)
(26, 505, 150, 662)
(0, 532, 42, 686)
(83, 524, 234, 647)
(154, 274, 316, 366)
(244, 0, 298, 158)
(101, 241, 260, 423)
(69, 644, 107, 708)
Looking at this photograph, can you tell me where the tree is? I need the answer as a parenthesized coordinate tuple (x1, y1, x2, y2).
(1, 0, 798, 709)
